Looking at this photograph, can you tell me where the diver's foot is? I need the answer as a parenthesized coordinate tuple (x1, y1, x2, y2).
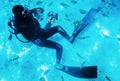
(54, 63, 64, 70)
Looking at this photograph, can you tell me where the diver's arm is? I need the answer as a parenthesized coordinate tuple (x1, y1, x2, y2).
(29, 8, 44, 15)
(44, 17, 55, 30)
(44, 22, 51, 30)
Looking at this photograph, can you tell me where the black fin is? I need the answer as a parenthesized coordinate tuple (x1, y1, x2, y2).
(71, 8, 101, 43)
(58, 65, 97, 78)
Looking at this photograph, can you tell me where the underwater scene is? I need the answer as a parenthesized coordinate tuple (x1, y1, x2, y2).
(0, 0, 120, 81)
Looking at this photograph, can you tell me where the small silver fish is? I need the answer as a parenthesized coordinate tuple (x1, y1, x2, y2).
(80, 9, 86, 14)
(71, 0, 77, 4)
(48, 1, 54, 6)
(36, 1, 43, 5)
(60, 2, 69, 8)
(61, 76, 64, 81)
(105, 76, 111, 81)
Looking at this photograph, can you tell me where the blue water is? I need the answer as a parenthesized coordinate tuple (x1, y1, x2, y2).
(0, 0, 120, 81)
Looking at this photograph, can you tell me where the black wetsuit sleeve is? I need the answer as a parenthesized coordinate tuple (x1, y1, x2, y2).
(44, 22, 51, 30)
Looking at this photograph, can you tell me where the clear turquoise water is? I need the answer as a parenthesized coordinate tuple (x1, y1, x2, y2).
(0, 0, 120, 81)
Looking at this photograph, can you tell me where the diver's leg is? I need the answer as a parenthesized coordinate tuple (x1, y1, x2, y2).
(34, 39, 63, 64)
(57, 26, 70, 40)
(69, 30, 79, 43)
(44, 26, 70, 40)
(70, 23, 88, 43)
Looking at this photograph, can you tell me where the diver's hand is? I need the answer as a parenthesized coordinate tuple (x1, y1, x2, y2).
(48, 17, 54, 24)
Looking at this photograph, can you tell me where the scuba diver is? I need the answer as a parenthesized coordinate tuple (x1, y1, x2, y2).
(8, 5, 73, 65)
(8, 5, 99, 78)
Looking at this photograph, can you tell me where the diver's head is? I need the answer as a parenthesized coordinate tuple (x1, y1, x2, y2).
(12, 5, 24, 17)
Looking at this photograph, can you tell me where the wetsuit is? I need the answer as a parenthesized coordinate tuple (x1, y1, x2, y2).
(13, 12, 70, 64)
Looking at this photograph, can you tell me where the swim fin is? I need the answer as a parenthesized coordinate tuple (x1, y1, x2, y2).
(56, 65, 97, 78)
(70, 7, 101, 43)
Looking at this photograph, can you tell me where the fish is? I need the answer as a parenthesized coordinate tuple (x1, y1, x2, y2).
(64, 14, 71, 21)
(71, 0, 77, 4)
(36, 1, 43, 5)
(61, 76, 64, 81)
(102, 13, 109, 17)
(73, 20, 82, 25)
(60, 2, 69, 8)
(48, 1, 54, 6)
(76, 53, 84, 59)
(79, 36, 89, 39)
(105, 76, 111, 81)
(80, 9, 86, 14)
(80, 60, 87, 67)
(40, 77, 46, 81)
